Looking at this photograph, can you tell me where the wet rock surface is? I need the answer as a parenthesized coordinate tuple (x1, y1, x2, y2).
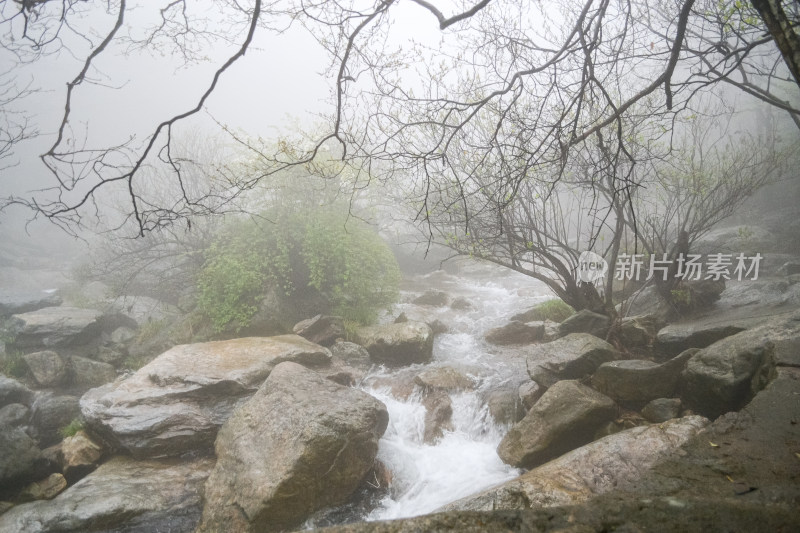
(355, 321, 434, 366)
(80, 335, 331, 458)
(525, 333, 619, 389)
(197, 362, 388, 533)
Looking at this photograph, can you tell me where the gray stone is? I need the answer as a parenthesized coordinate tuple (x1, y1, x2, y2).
(423, 393, 453, 443)
(330, 341, 373, 370)
(0, 403, 29, 427)
(486, 387, 526, 426)
(23, 350, 68, 387)
(656, 322, 746, 355)
(592, 350, 695, 406)
(450, 296, 473, 310)
(70, 356, 117, 389)
(558, 309, 612, 338)
(80, 335, 332, 458)
(444, 416, 709, 512)
(0, 427, 46, 488)
(681, 331, 776, 418)
(292, 314, 346, 347)
(484, 321, 544, 345)
(618, 315, 664, 348)
(355, 321, 434, 366)
(109, 326, 137, 344)
(196, 362, 388, 533)
(526, 333, 619, 388)
(641, 398, 682, 423)
(0, 455, 213, 533)
(497, 380, 617, 469)
(412, 290, 450, 306)
(511, 300, 574, 323)
(31, 394, 81, 446)
(518, 381, 543, 410)
(7, 307, 103, 349)
(414, 366, 474, 392)
(0, 375, 34, 407)
(620, 285, 676, 322)
(0, 289, 62, 318)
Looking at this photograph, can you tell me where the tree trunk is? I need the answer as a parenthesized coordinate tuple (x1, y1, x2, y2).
(751, 0, 800, 88)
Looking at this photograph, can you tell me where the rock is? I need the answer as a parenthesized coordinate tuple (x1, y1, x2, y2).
(592, 350, 696, 406)
(511, 300, 574, 323)
(0, 289, 62, 318)
(656, 322, 746, 356)
(450, 296, 473, 310)
(485, 387, 526, 425)
(444, 415, 709, 511)
(31, 394, 81, 447)
(0, 403, 29, 427)
(61, 431, 103, 480)
(293, 314, 346, 346)
(526, 333, 619, 389)
(80, 335, 331, 458)
(0, 376, 34, 407)
(109, 326, 136, 344)
(558, 309, 611, 338)
(19, 473, 67, 501)
(641, 398, 682, 423)
(23, 350, 68, 387)
(7, 307, 103, 349)
(412, 290, 449, 306)
(681, 331, 776, 418)
(0, 501, 12, 515)
(355, 321, 434, 366)
(422, 393, 453, 443)
(196, 362, 388, 533)
(330, 341, 373, 369)
(497, 380, 617, 469)
(0, 427, 47, 489)
(780, 260, 800, 275)
(484, 321, 544, 345)
(620, 285, 676, 322)
(517, 380, 543, 410)
(617, 315, 663, 348)
(70, 356, 117, 389)
(0, 455, 213, 533)
(709, 310, 800, 368)
(413, 366, 474, 392)
(541, 320, 561, 342)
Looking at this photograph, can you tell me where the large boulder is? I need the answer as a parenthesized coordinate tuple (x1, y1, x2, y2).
(0, 289, 62, 318)
(0, 455, 213, 533)
(525, 333, 619, 389)
(641, 398, 682, 423)
(330, 340, 373, 370)
(80, 335, 331, 458)
(70, 356, 117, 389)
(444, 415, 709, 512)
(592, 350, 696, 406)
(422, 392, 454, 443)
(497, 380, 617, 469)
(6, 307, 104, 349)
(61, 430, 103, 480)
(484, 321, 544, 345)
(31, 394, 81, 447)
(511, 300, 574, 323)
(355, 321, 433, 366)
(617, 314, 664, 348)
(413, 366, 474, 393)
(197, 362, 388, 533)
(681, 331, 776, 418)
(0, 375, 34, 407)
(557, 309, 611, 338)
(292, 315, 346, 346)
(656, 322, 746, 356)
(0, 427, 47, 489)
(23, 350, 69, 387)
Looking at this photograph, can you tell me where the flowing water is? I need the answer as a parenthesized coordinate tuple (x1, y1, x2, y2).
(308, 258, 553, 526)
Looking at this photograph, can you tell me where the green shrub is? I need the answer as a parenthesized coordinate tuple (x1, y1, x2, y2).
(60, 418, 83, 438)
(197, 206, 401, 333)
(517, 299, 575, 323)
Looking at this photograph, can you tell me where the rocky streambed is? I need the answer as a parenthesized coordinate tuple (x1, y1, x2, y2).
(1, 259, 800, 532)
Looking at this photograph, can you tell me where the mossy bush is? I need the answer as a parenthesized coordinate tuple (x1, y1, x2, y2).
(197, 205, 401, 333)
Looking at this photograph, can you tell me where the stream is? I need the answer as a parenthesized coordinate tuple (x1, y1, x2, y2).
(310, 258, 553, 525)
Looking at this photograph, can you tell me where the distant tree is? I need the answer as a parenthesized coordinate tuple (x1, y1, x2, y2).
(0, 0, 798, 236)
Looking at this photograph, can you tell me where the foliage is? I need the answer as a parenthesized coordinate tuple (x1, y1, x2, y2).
(60, 418, 84, 439)
(533, 300, 576, 323)
(197, 205, 401, 333)
(1, 348, 27, 378)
